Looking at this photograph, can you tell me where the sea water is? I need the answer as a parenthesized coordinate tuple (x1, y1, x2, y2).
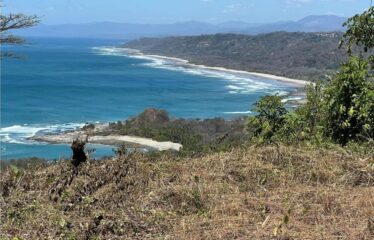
(1, 37, 297, 160)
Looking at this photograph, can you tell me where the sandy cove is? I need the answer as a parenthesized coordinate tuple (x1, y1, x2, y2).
(121, 48, 310, 87)
(29, 48, 310, 152)
(30, 129, 182, 152)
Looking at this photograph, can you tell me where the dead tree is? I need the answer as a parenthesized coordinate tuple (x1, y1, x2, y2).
(71, 139, 87, 167)
(0, 12, 39, 57)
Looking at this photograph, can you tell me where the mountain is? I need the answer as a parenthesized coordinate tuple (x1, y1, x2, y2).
(243, 15, 347, 34)
(15, 21, 224, 39)
(216, 21, 263, 30)
(124, 32, 347, 81)
(15, 15, 347, 39)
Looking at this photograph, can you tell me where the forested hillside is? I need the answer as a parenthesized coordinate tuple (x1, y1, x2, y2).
(124, 32, 347, 81)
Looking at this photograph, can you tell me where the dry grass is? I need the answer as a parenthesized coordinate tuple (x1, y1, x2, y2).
(1, 145, 374, 239)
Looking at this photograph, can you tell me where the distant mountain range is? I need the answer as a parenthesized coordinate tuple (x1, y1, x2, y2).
(16, 15, 347, 39)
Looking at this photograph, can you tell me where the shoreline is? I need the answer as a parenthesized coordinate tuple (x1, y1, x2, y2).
(29, 128, 183, 152)
(121, 48, 310, 87)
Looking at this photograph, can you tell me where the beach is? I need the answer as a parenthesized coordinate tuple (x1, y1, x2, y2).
(121, 48, 311, 87)
(29, 124, 183, 152)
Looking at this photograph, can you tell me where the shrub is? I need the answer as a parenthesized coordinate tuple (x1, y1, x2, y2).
(246, 95, 287, 143)
(278, 82, 326, 144)
(324, 56, 374, 145)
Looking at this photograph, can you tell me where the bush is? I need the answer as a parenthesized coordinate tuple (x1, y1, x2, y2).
(324, 56, 374, 145)
(278, 82, 326, 144)
(246, 95, 287, 143)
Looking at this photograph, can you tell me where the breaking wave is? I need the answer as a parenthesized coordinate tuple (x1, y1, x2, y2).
(92, 46, 293, 95)
(0, 123, 85, 144)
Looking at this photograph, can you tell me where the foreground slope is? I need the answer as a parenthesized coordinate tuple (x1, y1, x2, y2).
(1, 145, 373, 239)
(124, 32, 347, 81)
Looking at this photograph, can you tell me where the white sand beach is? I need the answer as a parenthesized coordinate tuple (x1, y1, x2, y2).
(30, 131, 182, 151)
(121, 48, 311, 87)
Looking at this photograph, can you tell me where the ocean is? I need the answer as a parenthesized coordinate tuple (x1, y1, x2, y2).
(1, 38, 299, 160)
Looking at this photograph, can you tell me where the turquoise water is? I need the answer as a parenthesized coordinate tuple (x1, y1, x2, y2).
(1, 38, 297, 160)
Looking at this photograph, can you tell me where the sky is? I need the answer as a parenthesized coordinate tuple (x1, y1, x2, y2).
(3, 0, 372, 25)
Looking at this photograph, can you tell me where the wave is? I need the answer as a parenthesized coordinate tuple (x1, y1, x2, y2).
(0, 123, 84, 144)
(281, 96, 304, 103)
(92, 46, 292, 95)
(226, 85, 245, 90)
(223, 111, 252, 114)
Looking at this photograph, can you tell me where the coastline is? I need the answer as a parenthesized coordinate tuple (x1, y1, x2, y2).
(121, 47, 311, 87)
(29, 127, 183, 152)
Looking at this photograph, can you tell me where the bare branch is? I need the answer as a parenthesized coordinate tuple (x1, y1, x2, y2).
(0, 12, 40, 58)
(0, 13, 39, 32)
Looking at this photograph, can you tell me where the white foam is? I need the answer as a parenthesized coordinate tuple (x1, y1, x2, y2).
(226, 85, 245, 90)
(223, 111, 252, 114)
(0, 123, 84, 144)
(281, 96, 304, 103)
(92, 46, 292, 95)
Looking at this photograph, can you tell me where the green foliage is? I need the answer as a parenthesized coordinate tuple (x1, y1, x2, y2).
(154, 125, 203, 152)
(302, 82, 326, 135)
(9, 165, 23, 178)
(263, 8, 374, 147)
(340, 7, 374, 54)
(324, 56, 374, 145)
(246, 95, 287, 143)
(125, 32, 346, 81)
(278, 82, 326, 143)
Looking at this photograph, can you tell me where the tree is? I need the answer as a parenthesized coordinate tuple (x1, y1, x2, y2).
(278, 82, 326, 143)
(340, 6, 374, 68)
(0, 11, 39, 57)
(246, 95, 287, 143)
(299, 82, 325, 136)
(322, 5, 374, 145)
(340, 6, 374, 54)
(71, 139, 87, 167)
(324, 56, 374, 145)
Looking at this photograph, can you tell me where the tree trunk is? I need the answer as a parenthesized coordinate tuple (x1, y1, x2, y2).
(71, 139, 87, 167)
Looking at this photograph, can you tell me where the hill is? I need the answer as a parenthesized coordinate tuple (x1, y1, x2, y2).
(124, 32, 347, 81)
(1, 145, 373, 239)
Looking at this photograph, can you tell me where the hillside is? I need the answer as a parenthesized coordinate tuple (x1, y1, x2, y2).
(124, 32, 347, 81)
(1, 145, 373, 239)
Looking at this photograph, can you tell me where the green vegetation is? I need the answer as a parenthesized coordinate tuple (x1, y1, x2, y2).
(246, 95, 287, 143)
(124, 32, 348, 81)
(105, 108, 247, 154)
(247, 7, 374, 147)
(340, 6, 374, 54)
(325, 56, 373, 144)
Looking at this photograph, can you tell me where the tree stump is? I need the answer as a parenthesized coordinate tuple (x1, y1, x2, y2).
(71, 139, 87, 167)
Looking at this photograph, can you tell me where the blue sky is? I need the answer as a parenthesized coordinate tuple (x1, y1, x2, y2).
(4, 0, 371, 24)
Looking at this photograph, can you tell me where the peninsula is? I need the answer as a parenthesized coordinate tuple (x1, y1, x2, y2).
(123, 32, 347, 82)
